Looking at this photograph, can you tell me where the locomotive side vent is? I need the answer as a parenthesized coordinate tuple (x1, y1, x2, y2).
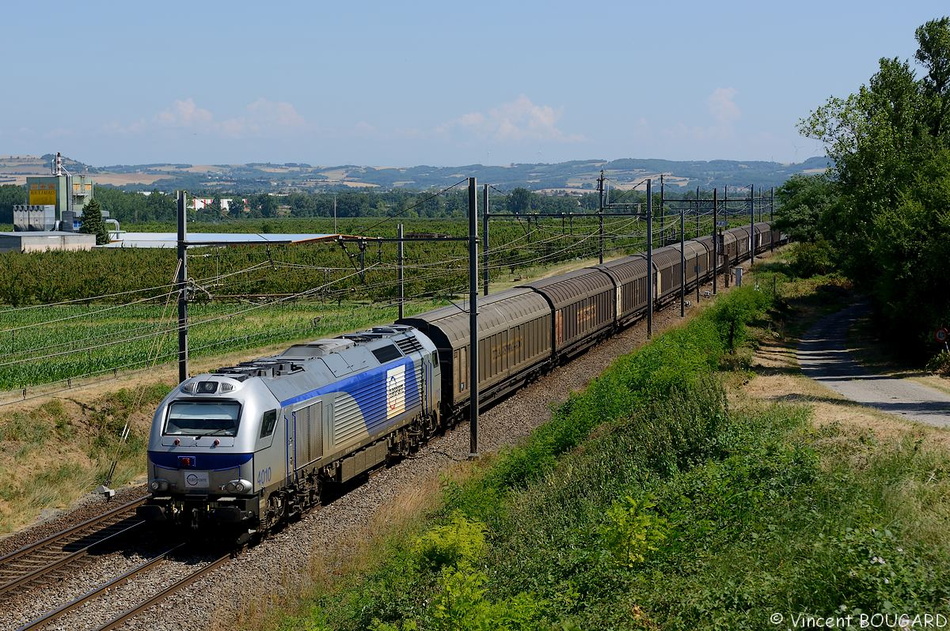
(395, 336, 423, 355)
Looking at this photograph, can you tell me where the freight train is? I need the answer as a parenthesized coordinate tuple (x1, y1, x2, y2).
(137, 222, 782, 540)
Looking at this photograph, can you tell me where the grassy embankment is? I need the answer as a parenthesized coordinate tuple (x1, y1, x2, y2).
(246, 260, 950, 630)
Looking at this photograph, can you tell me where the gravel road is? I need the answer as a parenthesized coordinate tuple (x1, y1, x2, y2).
(797, 303, 950, 427)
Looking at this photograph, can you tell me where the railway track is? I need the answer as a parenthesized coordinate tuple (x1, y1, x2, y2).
(0, 496, 149, 598)
(0, 492, 238, 630)
(15, 544, 232, 631)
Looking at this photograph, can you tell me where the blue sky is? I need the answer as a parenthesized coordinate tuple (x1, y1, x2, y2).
(3, 1, 948, 167)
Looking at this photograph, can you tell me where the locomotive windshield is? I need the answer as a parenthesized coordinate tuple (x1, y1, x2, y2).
(165, 401, 241, 436)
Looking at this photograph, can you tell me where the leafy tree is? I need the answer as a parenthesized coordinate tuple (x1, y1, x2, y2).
(0, 184, 26, 224)
(247, 193, 279, 218)
(915, 17, 950, 137)
(79, 198, 110, 245)
(144, 190, 177, 222)
(799, 16, 950, 353)
(507, 187, 533, 214)
(774, 174, 840, 276)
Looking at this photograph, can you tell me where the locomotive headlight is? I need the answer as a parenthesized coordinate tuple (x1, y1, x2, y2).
(196, 380, 218, 394)
(149, 479, 170, 492)
(224, 479, 252, 494)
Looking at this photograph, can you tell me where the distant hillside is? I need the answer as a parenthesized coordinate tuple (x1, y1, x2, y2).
(0, 154, 830, 194)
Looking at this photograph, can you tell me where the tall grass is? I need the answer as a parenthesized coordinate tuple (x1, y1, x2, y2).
(0, 384, 171, 534)
(278, 284, 950, 631)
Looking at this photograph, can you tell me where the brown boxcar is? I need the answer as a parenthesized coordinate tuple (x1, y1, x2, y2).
(752, 221, 773, 252)
(519, 268, 617, 360)
(397, 287, 553, 414)
(594, 255, 649, 327)
(728, 226, 751, 263)
(650, 245, 687, 303)
(681, 239, 712, 291)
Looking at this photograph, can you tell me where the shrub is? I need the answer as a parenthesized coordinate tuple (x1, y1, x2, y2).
(926, 350, 950, 375)
(789, 240, 835, 277)
(709, 286, 771, 352)
(597, 495, 669, 568)
(412, 513, 486, 572)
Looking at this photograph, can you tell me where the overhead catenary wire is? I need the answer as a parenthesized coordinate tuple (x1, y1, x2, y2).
(2, 209, 659, 390)
(0, 259, 276, 334)
(0, 265, 371, 372)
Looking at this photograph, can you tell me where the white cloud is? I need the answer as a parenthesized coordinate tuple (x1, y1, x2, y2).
(661, 87, 742, 145)
(707, 87, 740, 125)
(245, 98, 307, 129)
(443, 95, 584, 143)
(106, 98, 308, 139)
(157, 98, 214, 127)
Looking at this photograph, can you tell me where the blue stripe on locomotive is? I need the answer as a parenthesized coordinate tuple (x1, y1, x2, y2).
(146, 358, 421, 475)
(147, 451, 253, 471)
(280, 356, 421, 432)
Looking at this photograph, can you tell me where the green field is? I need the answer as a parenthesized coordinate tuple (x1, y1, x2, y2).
(0, 300, 444, 391)
(0, 215, 744, 391)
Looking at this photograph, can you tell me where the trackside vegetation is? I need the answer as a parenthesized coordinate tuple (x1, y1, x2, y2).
(779, 16, 950, 359)
(268, 280, 950, 630)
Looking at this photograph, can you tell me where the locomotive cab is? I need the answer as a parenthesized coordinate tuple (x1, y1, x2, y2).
(138, 375, 279, 531)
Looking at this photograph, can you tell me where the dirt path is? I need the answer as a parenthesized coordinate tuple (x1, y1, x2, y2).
(797, 303, 950, 428)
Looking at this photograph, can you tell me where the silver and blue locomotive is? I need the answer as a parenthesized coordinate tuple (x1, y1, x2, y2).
(138, 325, 441, 537)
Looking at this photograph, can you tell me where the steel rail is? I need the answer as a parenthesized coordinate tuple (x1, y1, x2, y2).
(0, 496, 149, 597)
(0, 495, 147, 566)
(96, 550, 234, 631)
(0, 520, 147, 598)
(15, 542, 188, 631)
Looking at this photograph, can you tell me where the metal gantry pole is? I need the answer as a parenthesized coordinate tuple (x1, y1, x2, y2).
(680, 201, 686, 317)
(397, 223, 405, 320)
(482, 185, 490, 296)
(176, 191, 189, 384)
(770, 187, 775, 252)
(646, 179, 653, 339)
(750, 184, 756, 265)
(695, 186, 701, 238)
(660, 174, 665, 245)
(724, 186, 730, 289)
(712, 188, 718, 296)
(598, 170, 605, 264)
(468, 177, 479, 459)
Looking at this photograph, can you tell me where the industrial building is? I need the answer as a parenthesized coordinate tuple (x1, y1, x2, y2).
(1, 153, 105, 252)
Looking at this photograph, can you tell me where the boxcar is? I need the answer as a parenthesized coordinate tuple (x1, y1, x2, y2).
(398, 288, 553, 416)
(752, 222, 773, 252)
(681, 239, 711, 292)
(519, 268, 617, 360)
(649, 245, 687, 304)
(728, 226, 752, 263)
(594, 255, 649, 327)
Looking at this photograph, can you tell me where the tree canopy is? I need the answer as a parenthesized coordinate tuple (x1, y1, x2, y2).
(789, 16, 950, 355)
(79, 198, 111, 245)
